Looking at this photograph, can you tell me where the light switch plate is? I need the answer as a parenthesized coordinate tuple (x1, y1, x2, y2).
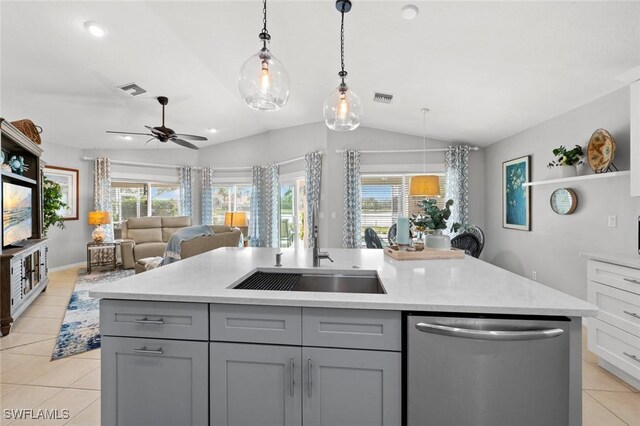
(608, 215, 617, 227)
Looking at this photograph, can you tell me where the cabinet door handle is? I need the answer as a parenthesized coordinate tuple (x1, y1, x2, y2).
(289, 358, 295, 397)
(623, 278, 640, 285)
(623, 352, 640, 364)
(307, 359, 313, 398)
(134, 317, 164, 325)
(132, 346, 163, 355)
(623, 310, 640, 320)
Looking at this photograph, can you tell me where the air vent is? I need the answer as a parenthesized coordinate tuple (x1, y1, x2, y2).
(118, 83, 147, 96)
(373, 92, 394, 104)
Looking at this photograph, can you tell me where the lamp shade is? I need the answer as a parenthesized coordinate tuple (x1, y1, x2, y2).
(88, 211, 111, 225)
(409, 176, 440, 197)
(224, 211, 248, 227)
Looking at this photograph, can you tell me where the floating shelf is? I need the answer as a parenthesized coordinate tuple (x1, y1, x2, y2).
(522, 170, 630, 187)
(1, 169, 37, 185)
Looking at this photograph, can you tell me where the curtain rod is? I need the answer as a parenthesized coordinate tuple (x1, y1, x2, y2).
(335, 147, 479, 154)
(81, 157, 202, 170)
(203, 152, 322, 171)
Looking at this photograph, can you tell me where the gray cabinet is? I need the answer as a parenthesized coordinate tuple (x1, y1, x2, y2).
(210, 342, 302, 426)
(302, 347, 401, 426)
(102, 336, 208, 426)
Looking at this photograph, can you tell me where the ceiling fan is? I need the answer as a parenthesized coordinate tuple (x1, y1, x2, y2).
(106, 96, 207, 150)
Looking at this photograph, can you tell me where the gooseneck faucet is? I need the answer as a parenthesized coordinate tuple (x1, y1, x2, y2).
(312, 203, 333, 267)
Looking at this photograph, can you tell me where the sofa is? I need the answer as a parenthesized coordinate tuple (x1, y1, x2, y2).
(120, 216, 242, 269)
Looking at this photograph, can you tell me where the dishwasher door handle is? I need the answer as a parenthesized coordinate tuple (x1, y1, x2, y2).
(415, 322, 564, 341)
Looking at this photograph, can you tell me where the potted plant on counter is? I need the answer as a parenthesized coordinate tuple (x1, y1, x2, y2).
(411, 199, 461, 251)
(547, 145, 585, 178)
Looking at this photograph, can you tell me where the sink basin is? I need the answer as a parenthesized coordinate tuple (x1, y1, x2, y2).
(233, 271, 386, 294)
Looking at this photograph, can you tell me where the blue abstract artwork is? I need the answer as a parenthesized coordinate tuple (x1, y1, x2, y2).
(503, 156, 530, 230)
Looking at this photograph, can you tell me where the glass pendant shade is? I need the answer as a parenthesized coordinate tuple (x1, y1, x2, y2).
(239, 45, 290, 111)
(409, 175, 440, 197)
(323, 81, 362, 131)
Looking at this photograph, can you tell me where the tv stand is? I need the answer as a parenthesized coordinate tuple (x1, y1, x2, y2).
(5, 242, 27, 249)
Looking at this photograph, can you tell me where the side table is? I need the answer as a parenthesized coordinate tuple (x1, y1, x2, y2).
(87, 242, 117, 273)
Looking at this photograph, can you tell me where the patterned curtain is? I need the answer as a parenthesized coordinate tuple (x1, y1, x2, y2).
(179, 165, 193, 217)
(304, 151, 322, 248)
(94, 158, 114, 241)
(445, 145, 470, 231)
(249, 164, 279, 247)
(343, 149, 361, 248)
(201, 166, 214, 225)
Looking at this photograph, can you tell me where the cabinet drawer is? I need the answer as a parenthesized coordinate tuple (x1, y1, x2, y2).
(302, 308, 401, 351)
(588, 260, 640, 295)
(588, 319, 640, 381)
(101, 300, 208, 341)
(589, 281, 640, 338)
(210, 304, 302, 345)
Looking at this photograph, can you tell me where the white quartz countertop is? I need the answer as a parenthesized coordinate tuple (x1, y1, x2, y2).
(580, 252, 640, 270)
(90, 248, 597, 317)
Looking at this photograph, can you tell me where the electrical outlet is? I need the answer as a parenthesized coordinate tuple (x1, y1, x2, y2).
(532, 271, 537, 281)
(608, 215, 617, 227)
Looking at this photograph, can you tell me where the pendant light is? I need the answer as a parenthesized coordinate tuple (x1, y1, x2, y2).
(323, 0, 363, 131)
(238, 0, 290, 111)
(409, 108, 441, 197)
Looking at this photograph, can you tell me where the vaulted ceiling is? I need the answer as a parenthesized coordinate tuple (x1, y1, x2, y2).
(2, 1, 639, 149)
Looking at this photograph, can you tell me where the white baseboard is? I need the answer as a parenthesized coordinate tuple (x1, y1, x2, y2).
(49, 261, 85, 272)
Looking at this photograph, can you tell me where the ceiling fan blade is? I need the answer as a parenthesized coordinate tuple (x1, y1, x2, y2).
(174, 133, 208, 141)
(106, 131, 154, 136)
(145, 125, 164, 135)
(172, 138, 199, 150)
(144, 138, 156, 145)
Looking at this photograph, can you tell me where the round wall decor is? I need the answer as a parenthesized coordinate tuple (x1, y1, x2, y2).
(587, 129, 616, 173)
(550, 188, 578, 215)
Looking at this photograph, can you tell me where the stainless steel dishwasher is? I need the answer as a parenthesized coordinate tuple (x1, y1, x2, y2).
(407, 314, 570, 426)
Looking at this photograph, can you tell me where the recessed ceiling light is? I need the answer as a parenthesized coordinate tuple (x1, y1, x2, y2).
(401, 5, 419, 20)
(208, 128, 218, 134)
(84, 21, 106, 37)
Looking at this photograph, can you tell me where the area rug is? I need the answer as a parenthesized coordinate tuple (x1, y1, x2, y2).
(51, 268, 134, 360)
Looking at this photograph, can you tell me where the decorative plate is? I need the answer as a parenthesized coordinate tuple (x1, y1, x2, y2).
(587, 129, 616, 173)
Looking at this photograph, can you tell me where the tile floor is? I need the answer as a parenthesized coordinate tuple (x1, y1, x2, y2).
(1, 266, 639, 425)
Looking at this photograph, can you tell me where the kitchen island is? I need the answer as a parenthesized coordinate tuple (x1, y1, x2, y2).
(91, 248, 597, 426)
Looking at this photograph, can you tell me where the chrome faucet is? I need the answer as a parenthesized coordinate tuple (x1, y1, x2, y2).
(312, 203, 333, 267)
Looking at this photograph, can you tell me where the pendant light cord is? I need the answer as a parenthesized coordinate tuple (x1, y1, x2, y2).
(340, 11, 345, 78)
(261, 0, 269, 49)
(422, 110, 427, 174)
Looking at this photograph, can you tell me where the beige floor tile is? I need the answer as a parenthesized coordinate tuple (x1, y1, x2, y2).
(10, 388, 100, 426)
(64, 398, 100, 426)
(1, 338, 55, 357)
(0, 333, 53, 351)
(583, 391, 627, 426)
(588, 390, 640, 426)
(20, 304, 67, 319)
(583, 362, 638, 392)
(29, 359, 100, 388)
(583, 348, 599, 364)
(68, 367, 100, 391)
(1, 357, 69, 385)
(70, 349, 100, 360)
(0, 383, 21, 398)
(39, 287, 73, 297)
(32, 296, 70, 307)
(0, 353, 38, 373)
(0, 384, 63, 413)
(11, 317, 62, 336)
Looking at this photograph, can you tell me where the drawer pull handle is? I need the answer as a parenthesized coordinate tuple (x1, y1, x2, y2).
(133, 346, 163, 355)
(623, 278, 640, 285)
(134, 317, 165, 325)
(623, 310, 640, 320)
(623, 352, 640, 364)
(307, 359, 312, 399)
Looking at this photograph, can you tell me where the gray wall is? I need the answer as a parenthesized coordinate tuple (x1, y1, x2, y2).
(42, 142, 92, 269)
(483, 87, 640, 300)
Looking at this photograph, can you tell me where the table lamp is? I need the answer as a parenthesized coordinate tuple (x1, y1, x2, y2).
(88, 211, 111, 243)
(224, 211, 249, 236)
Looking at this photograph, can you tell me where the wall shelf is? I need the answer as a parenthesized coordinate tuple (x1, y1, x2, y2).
(1, 170, 37, 185)
(523, 170, 630, 187)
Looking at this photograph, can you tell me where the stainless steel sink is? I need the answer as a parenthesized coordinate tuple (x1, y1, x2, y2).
(233, 271, 386, 294)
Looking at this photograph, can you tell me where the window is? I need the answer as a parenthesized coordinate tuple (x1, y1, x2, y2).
(110, 181, 180, 238)
(360, 175, 445, 244)
(211, 184, 252, 225)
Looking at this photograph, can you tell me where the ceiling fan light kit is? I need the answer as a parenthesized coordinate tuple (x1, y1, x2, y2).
(238, 0, 290, 111)
(323, 0, 363, 132)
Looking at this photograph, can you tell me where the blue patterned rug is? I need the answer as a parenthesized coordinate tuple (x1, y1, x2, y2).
(51, 268, 134, 360)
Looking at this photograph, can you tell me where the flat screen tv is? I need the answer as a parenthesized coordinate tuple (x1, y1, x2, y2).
(2, 181, 33, 247)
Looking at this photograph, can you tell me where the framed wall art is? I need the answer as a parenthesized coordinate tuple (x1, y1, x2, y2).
(44, 165, 79, 220)
(502, 156, 531, 231)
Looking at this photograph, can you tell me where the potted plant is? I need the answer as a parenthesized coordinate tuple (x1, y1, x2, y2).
(411, 199, 461, 251)
(43, 177, 68, 235)
(547, 145, 585, 177)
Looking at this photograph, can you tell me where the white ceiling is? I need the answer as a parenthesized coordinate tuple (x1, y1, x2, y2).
(2, 1, 639, 150)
